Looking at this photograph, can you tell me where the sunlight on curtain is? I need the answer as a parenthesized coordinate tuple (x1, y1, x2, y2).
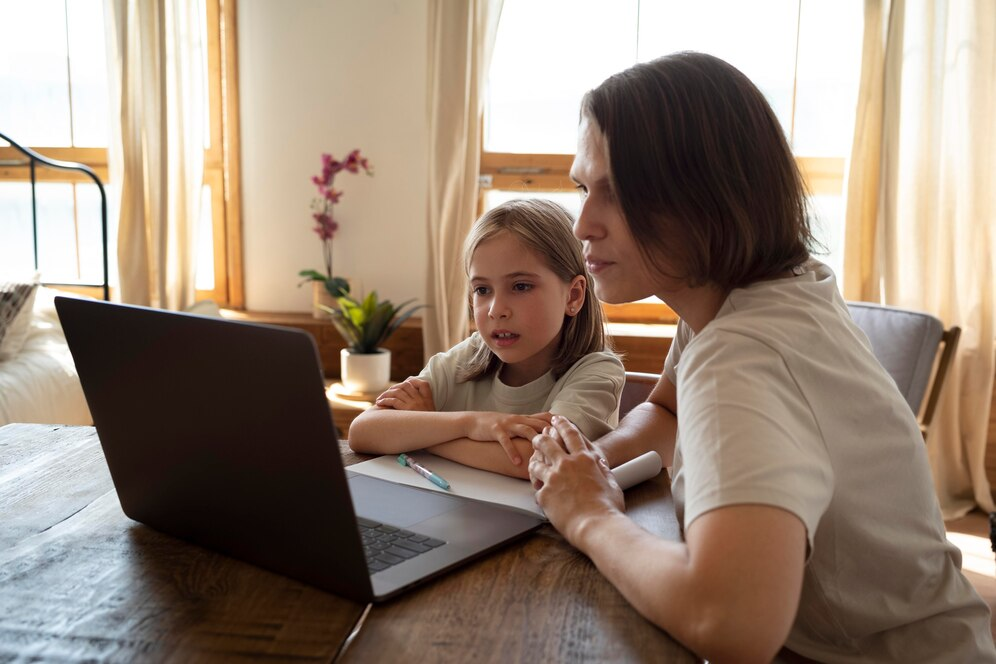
(424, 0, 504, 359)
(104, 0, 205, 310)
(844, 0, 996, 517)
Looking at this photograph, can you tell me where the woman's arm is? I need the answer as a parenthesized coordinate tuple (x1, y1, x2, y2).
(594, 373, 678, 468)
(531, 417, 805, 663)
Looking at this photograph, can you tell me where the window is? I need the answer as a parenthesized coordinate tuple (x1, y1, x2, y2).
(482, 0, 863, 322)
(0, 0, 242, 307)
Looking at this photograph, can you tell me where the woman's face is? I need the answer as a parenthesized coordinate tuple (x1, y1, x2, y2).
(570, 117, 661, 304)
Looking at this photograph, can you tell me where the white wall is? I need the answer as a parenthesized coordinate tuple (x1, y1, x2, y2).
(238, 0, 429, 312)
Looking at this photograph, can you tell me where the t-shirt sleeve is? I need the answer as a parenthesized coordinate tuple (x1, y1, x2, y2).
(677, 329, 833, 551)
(664, 319, 693, 385)
(417, 335, 479, 409)
(546, 351, 626, 440)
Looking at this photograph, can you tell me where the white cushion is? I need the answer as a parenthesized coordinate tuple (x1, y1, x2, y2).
(0, 275, 40, 360)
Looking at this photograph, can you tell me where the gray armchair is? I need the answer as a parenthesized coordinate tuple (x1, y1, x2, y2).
(847, 302, 960, 441)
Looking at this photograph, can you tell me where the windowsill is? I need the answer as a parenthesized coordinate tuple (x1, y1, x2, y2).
(607, 322, 677, 339)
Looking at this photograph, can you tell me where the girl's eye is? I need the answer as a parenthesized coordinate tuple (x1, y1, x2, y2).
(512, 282, 533, 292)
(473, 286, 490, 296)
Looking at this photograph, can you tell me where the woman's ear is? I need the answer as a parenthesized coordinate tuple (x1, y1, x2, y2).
(566, 275, 586, 316)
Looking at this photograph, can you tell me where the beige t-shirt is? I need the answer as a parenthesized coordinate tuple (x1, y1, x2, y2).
(665, 262, 995, 662)
(418, 334, 625, 441)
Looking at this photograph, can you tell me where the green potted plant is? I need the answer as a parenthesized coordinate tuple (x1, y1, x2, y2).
(299, 149, 373, 317)
(321, 291, 424, 395)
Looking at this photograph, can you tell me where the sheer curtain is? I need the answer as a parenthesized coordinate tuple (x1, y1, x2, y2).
(844, 0, 996, 517)
(104, 0, 204, 310)
(423, 0, 503, 359)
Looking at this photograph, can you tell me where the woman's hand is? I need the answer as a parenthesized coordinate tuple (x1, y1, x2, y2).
(529, 415, 624, 547)
(466, 411, 553, 466)
(374, 377, 435, 411)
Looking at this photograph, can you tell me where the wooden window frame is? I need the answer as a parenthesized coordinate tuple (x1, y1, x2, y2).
(0, 0, 244, 308)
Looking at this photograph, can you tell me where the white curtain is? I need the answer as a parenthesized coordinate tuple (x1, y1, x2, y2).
(844, 0, 996, 517)
(423, 0, 503, 359)
(104, 0, 205, 310)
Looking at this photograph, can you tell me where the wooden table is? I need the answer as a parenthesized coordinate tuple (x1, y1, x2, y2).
(0, 423, 698, 662)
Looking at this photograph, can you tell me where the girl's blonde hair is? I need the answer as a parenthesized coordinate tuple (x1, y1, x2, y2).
(457, 198, 610, 382)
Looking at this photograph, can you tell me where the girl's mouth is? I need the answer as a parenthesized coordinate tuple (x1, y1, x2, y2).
(492, 331, 519, 348)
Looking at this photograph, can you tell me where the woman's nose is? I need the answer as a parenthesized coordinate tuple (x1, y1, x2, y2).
(574, 201, 597, 241)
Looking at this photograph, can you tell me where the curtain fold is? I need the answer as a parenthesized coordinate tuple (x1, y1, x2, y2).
(423, 0, 503, 359)
(844, 0, 996, 517)
(104, 0, 204, 310)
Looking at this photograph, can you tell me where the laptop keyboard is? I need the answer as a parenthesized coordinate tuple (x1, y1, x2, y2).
(357, 516, 446, 573)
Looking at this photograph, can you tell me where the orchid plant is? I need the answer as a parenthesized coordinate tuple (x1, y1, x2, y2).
(298, 149, 374, 298)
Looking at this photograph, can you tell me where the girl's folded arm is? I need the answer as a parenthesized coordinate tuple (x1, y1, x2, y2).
(347, 408, 473, 454)
(428, 438, 534, 479)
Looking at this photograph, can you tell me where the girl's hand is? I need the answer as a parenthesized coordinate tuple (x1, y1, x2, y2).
(374, 377, 435, 411)
(529, 415, 624, 547)
(467, 412, 553, 466)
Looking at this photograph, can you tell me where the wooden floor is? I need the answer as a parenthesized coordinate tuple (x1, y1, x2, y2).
(945, 510, 996, 639)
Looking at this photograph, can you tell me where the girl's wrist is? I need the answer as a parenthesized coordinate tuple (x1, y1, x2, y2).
(455, 411, 477, 439)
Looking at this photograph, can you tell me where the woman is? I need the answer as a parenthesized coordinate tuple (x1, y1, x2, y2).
(528, 52, 995, 663)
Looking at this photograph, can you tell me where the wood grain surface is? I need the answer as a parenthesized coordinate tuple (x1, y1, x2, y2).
(0, 424, 698, 663)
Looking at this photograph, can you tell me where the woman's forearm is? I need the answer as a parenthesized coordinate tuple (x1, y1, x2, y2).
(596, 401, 677, 468)
(573, 506, 804, 664)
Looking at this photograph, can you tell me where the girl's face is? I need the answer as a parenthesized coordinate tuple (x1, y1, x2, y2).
(469, 232, 584, 386)
(570, 116, 664, 304)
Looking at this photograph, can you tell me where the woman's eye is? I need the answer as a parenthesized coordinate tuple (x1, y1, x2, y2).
(575, 184, 588, 199)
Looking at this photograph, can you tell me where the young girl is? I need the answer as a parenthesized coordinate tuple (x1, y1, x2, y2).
(348, 198, 625, 479)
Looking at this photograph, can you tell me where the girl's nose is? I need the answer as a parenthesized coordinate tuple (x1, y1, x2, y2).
(489, 295, 510, 319)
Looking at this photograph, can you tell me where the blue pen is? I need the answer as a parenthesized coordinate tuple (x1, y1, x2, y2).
(398, 453, 451, 491)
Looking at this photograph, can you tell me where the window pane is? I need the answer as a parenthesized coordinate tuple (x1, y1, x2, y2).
(33, 183, 79, 281)
(0, 183, 36, 275)
(792, 1, 863, 155)
(486, 0, 639, 154)
(637, 0, 800, 138)
(0, 0, 72, 145)
(0, 181, 118, 285)
(196, 183, 214, 291)
(66, 0, 110, 147)
(74, 182, 114, 284)
(484, 189, 582, 217)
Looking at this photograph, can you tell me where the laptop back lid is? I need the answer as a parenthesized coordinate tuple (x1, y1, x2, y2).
(56, 296, 375, 601)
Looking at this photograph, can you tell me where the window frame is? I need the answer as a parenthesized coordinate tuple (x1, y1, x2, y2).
(0, 0, 244, 308)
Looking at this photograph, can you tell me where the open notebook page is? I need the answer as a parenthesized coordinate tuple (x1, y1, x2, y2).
(348, 450, 663, 520)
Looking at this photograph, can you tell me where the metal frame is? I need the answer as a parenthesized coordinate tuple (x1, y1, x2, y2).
(0, 131, 110, 301)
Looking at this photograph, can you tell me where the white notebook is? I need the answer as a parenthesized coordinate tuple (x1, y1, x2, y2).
(348, 450, 663, 520)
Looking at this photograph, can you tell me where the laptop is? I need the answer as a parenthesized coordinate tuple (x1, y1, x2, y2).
(55, 296, 543, 603)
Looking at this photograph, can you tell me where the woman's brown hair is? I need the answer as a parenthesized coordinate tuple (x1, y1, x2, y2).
(581, 51, 817, 291)
(457, 198, 610, 382)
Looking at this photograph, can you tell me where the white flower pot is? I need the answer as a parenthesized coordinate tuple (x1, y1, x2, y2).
(340, 348, 391, 395)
